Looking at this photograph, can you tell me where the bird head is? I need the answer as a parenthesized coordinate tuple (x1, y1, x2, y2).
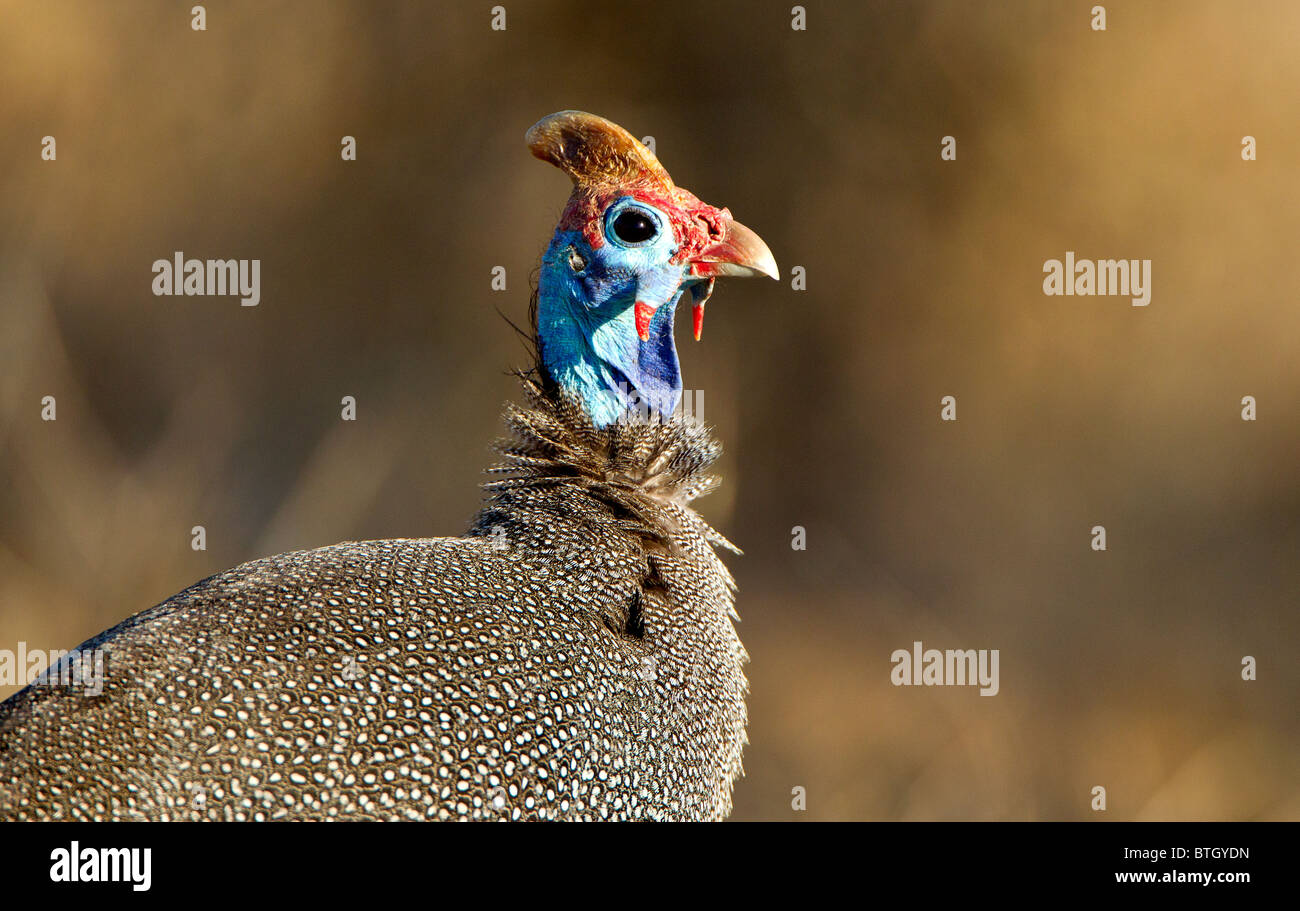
(528, 111, 777, 428)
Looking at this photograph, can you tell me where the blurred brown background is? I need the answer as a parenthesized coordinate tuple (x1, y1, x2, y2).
(1, 1, 1296, 820)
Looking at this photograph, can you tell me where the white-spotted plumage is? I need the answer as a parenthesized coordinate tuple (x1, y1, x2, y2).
(0, 378, 748, 821)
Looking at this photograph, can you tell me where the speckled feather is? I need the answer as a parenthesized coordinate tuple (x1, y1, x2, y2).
(0, 377, 748, 821)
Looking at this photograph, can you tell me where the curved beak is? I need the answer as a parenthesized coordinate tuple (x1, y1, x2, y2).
(680, 219, 777, 341)
(688, 220, 779, 281)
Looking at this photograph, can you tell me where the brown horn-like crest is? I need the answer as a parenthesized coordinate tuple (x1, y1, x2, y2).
(526, 110, 673, 191)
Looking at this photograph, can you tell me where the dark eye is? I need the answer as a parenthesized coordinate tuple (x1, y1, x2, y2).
(611, 209, 658, 244)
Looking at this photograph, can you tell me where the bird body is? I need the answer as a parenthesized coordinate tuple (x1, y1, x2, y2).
(0, 112, 776, 821)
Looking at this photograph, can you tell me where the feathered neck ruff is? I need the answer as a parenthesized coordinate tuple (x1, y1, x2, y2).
(483, 373, 739, 556)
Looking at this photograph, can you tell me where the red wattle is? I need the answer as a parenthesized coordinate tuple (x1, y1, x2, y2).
(693, 303, 705, 341)
(635, 301, 653, 341)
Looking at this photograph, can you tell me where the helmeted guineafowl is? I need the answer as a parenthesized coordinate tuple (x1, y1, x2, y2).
(0, 111, 777, 821)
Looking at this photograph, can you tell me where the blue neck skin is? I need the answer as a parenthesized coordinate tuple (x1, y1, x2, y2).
(538, 229, 686, 428)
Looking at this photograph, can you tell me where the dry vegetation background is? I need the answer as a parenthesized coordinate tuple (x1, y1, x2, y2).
(1, 1, 1296, 820)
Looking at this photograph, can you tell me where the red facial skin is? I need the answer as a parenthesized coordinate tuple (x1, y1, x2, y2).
(557, 182, 733, 265)
(558, 183, 731, 341)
